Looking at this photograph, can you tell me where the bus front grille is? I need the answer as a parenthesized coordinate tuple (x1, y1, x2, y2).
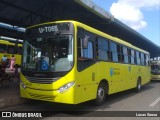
(25, 76, 60, 84)
(29, 93, 54, 101)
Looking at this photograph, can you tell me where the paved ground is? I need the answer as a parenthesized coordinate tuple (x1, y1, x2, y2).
(0, 68, 26, 109)
(0, 81, 159, 120)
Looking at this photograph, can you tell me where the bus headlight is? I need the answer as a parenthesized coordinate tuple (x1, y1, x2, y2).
(20, 80, 26, 89)
(57, 81, 75, 93)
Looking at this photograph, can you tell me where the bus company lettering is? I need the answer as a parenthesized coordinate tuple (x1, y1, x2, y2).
(39, 25, 58, 33)
(110, 68, 120, 77)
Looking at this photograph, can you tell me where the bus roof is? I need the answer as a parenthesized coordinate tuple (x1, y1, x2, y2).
(0, 39, 22, 46)
(18, 44, 23, 47)
(74, 21, 149, 54)
(0, 39, 15, 45)
(27, 20, 149, 55)
(150, 60, 160, 65)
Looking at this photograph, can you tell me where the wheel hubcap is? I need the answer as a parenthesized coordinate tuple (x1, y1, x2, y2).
(98, 87, 104, 102)
(138, 82, 141, 90)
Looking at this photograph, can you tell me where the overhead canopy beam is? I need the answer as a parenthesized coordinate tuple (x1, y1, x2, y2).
(0, 0, 159, 58)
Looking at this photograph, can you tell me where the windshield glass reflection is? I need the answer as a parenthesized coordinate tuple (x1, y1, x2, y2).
(22, 35, 73, 72)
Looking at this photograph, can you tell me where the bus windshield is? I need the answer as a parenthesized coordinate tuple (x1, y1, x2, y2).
(151, 64, 160, 74)
(151, 65, 160, 70)
(22, 35, 73, 72)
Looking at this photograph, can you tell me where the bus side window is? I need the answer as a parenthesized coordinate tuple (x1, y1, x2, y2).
(18, 46, 22, 54)
(140, 53, 145, 65)
(0, 44, 7, 53)
(144, 54, 146, 66)
(136, 51, 140, 65)
(123, 46, 128, 64)
(110, 42, 118, 62)
(128, 48, 131, 64)
(8, 45, 15, 54)
(77, 28, 84, 58)
(78, 37, 93, 59)
(131, 49, 135, 64)
(77, 29, 96, 71)
(134, 51, 137, 64)
(117, 44, 122, 62)
(145, 54, 149, 66)
(83, 41, 93, 59)
(97, 37, 108, 61)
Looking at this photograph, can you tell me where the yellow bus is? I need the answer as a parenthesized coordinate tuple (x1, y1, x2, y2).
(20, 20, 150, 105)
(0, 39, 22, 67)
(150, 59, 160, 80)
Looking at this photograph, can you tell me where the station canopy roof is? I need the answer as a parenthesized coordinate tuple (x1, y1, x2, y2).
(0, 0, 159, 58)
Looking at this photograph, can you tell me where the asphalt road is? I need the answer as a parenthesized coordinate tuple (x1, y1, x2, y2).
(0, 81, 160, 119)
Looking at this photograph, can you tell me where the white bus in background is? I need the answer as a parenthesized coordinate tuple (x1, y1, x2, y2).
(150, 57, 160, 81)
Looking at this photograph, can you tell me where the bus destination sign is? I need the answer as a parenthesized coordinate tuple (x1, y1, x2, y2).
(39, 25, 58, 34)
(25, 22, 74, 38)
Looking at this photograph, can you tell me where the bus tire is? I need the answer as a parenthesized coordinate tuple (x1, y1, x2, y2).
(136, 78, 141, 92)
(93, 82, 106, 106)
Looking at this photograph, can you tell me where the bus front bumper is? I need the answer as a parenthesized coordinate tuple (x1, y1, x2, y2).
(151, 75, 160, 80)
(20, 85, 75, 104)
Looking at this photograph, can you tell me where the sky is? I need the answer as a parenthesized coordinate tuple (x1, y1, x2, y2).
(91, 0, 160, 46)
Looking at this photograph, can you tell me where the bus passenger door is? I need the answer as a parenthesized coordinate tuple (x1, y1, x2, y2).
(76, 29, 98, 102)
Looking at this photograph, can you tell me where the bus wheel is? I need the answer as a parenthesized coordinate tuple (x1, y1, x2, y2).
(136, 79, 141, 92)
(93, 83, 106, 106)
